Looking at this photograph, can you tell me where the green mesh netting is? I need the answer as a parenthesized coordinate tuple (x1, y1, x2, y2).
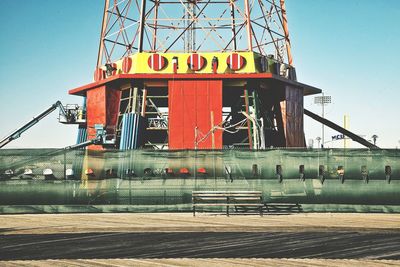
(0, 149, 399, 213)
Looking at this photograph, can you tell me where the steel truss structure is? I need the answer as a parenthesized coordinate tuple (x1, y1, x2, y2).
(97, 0, 292, 67)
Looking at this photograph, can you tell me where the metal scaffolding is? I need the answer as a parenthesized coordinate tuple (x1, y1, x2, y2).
(97, 0, 293, 66)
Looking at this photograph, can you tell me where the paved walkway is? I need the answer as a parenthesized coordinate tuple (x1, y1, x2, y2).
(1, 258, 400, 267)
(1, 213, 400, 234)
(1, 213, 400, 265)
(2, 231, 400, 260)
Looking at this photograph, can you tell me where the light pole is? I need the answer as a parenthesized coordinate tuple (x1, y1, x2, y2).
(316, 137, 321, 148)
(307, 139, 314, 149)
(314, 93, 331, 147)
(371, 135, 378, 146)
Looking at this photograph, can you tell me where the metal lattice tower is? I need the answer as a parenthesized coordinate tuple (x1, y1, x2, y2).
(70, 0, 325, 152)
(97, 0, 293, 67)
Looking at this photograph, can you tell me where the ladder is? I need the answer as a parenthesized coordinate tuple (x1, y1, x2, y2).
(236, 88, 261, 149)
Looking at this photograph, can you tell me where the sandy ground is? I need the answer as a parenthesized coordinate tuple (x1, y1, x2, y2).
(1, 212, 400, 234)
(1, 258, 400, 267)
(1, 213, 400, 266)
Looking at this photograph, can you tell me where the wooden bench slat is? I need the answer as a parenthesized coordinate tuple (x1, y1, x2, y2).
(193, 196, 261, 199)
(192, 193, 262, 197)
(192, 190, 264, 216)
(264, 203, 302, 213)
(192, 191, 262, 194)
(193, 203, 264, 207)
(230, 197, 262, 200)
(193, 197, 230, 201)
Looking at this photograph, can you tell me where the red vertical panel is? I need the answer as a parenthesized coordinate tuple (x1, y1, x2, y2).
(209, 80, 223, 148)
(282, 85, 305, 147)
(168, 80, 222, 149)
(106, 86, 121, 137)
(196, 80, 223, 149)
(106, 88, 121, 126)
(168, 81, 184, 148)
(168, 81, 178, 148)
(196, 81, 209, 148)
(85, 85, 121, 150)
(183, 81, 196, 148)
(86, 85, 106, 150)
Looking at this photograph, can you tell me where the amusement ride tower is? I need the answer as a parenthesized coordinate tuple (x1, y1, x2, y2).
(69, 0, 321, 150)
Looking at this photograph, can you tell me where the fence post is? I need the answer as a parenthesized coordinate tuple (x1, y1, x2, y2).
(64, 148, 67, 180)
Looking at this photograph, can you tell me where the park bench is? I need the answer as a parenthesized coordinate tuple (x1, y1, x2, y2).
(192, 191, 263, 216)
(264, 202, 303, 213)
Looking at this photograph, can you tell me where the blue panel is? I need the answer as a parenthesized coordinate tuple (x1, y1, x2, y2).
(119, 113, 145, 150)
(76, 126, 87, 145)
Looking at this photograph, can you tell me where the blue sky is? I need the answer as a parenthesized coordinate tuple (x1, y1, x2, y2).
(0, 0, 399, 148)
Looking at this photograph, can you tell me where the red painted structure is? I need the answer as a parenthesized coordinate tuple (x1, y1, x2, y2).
(122, 57, 132, 73)
(85, 85, 120, 150)
(66, 0, 325, 151)
(187, 54, 206, 71)
(168, 80, 222, 149)
(226, 53, 246, 71)
(70, 70, 320, 150)
(93, 68, 105, 82)
(148, 54, 167, 71)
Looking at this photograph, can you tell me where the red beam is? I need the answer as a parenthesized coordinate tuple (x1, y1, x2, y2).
(68, 73, 274, 95)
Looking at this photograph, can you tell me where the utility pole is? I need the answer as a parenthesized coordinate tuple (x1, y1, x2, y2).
(344, 115, 349, 149)
(316, 137, 321, 149)
(372, 135, 378, 146)
(314, 93, 331, 147)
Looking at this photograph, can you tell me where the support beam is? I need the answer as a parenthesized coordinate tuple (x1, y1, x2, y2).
(138, 0, 147, 52)
(97, 0, 110, 67)
(280, 0, 293, 65)
(304, 109, 379, 149)
(229, 0, 237, 51)
(141, 89, 147, 116)
(244, 0, 253, 51)
(152, 0, 159, 51)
